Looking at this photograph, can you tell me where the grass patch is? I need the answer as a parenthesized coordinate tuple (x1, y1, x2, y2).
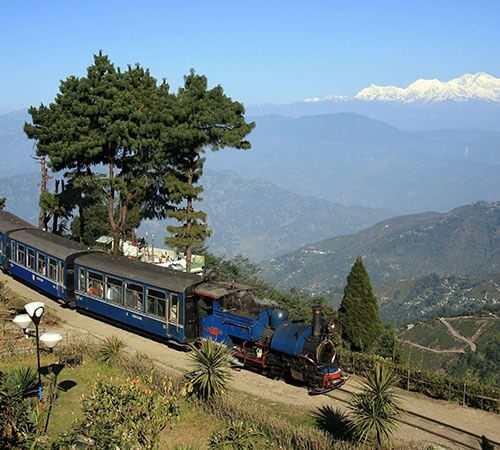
(0, 352, 125, 439)
(160, 402, 222, 449)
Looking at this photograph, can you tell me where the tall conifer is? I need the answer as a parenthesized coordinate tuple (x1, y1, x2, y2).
(338, 257, 382, 351)
(164, 70, 254, 271)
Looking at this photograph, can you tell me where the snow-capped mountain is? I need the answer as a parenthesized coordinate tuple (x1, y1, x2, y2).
(354, 72, 500, 103)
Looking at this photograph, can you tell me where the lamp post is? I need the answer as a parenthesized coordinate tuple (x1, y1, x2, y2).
(24, 301, 45, 399)
(13, 301, 62, 432)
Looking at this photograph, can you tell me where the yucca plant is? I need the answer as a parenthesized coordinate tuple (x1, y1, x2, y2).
(2, 367, 38, 397)
(185, 339, 233, 400)
(98, 336, 127, 366)
(349, 362, 400, 448)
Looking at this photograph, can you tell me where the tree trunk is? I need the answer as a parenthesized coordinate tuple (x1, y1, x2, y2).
(52, 179, 60, 234)
(38, 157, 51, 230)
(185, 167, 193, 273)
(106, 157, 121, 255)
(78, 205, 85, 243)
(116, 192, 128, 255)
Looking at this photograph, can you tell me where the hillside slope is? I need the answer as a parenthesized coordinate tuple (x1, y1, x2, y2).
(262, 201, 500, 294)
(207, 113, 500, 213)
(379, 272, 500, 324)
(0, 170, 390, 261)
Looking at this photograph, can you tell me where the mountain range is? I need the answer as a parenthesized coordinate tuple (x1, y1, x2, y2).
(0, 170, 390, 261)
(349, 72, 500, 103)
(207, 113, 500, 214)
(248, 73, 500, 131)
(261, 201, 500, 296)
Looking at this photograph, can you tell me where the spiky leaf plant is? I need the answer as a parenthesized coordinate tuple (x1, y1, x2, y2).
(98, 336, 127, 366)
(185, 339, 233, 400)
(2, 367, 38, 397)
(349, 363, 400, 447)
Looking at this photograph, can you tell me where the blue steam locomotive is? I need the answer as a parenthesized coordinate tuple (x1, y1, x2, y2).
(0, 211, 345, 393)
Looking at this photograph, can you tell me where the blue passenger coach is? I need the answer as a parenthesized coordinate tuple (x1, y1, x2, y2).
(0, 211, 34, 270)
(7, 228, 96, 302)
(73, 253, 201, 343)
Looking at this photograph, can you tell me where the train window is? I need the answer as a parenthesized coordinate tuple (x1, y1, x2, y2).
(87, 271, 104, 298)
(146, 289, 165, 317)
(158, 297, 166, 318)
(27, 249, 35, 270)
(17, 244, 25, 265)
(169, 294, 179, 325)
(125, 283, 144, 311)
(37, 254, 46, 276)
(106, 276, 122, 304)
(48, 258, 57, 281)
(78, 268, 86, 292)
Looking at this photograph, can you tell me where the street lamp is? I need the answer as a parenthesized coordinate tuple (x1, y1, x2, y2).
(12, 302, 62, 415)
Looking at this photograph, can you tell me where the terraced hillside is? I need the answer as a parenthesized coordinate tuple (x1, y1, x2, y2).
(400, 316, 500, 380)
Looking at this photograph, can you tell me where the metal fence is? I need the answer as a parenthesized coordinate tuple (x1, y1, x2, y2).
(340, 350, 500, 413)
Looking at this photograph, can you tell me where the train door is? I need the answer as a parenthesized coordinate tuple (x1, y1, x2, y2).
(166, 293, 182, 342)
(184, 296, 197, 341)
(57, 261, 65, 298)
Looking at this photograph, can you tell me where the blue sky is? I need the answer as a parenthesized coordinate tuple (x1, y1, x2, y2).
(1, 0, 499, 113)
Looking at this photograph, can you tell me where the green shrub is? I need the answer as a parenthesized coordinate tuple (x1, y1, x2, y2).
(208, 421, 264, 449)
(0, 371, 38, 449)
(98, 336, 127, 366)
(57, 344, 84, 368)
(56, 377, 179, 449)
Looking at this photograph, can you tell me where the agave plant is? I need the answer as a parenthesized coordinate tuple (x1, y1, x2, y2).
(2, 367, 39, 397)
(98, 336, 127, 366)
(185, 339, 233, 400)
(349, 362, 400, 447)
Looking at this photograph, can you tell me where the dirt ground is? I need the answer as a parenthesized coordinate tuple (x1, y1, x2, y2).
(2, 272, 499, 449)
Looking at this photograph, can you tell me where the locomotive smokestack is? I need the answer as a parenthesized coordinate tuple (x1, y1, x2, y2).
(312, 306, 322, 337)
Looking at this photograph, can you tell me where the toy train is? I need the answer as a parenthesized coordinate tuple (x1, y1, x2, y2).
(0, 211, 346, 393)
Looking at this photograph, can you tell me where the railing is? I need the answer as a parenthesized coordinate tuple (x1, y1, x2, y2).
(338, 349, 500, 413)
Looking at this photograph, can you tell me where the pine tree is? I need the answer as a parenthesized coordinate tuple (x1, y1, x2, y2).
(0, 197, 5, 211)
(164, 70, 255, 272)
(338, 257, 382, 351)
(25, 52, 172, 251)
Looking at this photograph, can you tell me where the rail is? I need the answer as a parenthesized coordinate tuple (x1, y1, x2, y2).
(324, 386, 500, 450)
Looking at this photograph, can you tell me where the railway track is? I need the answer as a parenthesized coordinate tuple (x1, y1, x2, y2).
(324, 386, 499, 450)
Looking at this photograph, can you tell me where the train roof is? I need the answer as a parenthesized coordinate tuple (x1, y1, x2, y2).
(0, 211, 34, 234)
(75, 252, 201, 293)
(195, 282, 253, 299)
(9, 228, 93, 259)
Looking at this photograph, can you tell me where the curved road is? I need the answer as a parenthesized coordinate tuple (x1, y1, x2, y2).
(2, 273, 499, 449)
(439, 318, 477, 352)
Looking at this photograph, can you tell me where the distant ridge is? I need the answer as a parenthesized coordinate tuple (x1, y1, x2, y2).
(261, 201, 500, 295)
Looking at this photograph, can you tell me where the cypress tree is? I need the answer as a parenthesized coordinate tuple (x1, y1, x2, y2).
(338, 257, 382, 351)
